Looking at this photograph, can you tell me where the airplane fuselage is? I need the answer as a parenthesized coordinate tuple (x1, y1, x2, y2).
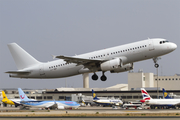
(21, 101, 80, 109)
(145, 99, 180, 106)
(8, 38, 177, 79)
(93, 99, 123, 105)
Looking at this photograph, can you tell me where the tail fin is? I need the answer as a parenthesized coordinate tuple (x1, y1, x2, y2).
(141, 88, 152, 100)
(2, 91, 8, 100)
(7, 43, 40, 70)
(162, 88, 172, 99)
(82, 99, 85, 104)
(1, 91, 16, 105)
(92, 89, 99, 100)
(18, 88, 30, 101)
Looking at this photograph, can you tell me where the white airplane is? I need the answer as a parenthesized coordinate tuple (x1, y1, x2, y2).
(140, 88, 180, 108)
(92, 89, 123, 106)
(18, 88, 80, 109)
(6, 38, 177, 81)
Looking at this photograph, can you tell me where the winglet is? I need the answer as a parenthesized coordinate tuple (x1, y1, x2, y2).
(92, 89, 99, 100)
(162, 88, 172, 99)
(18, 88, 30, 101)
(51, 55, 57, 59)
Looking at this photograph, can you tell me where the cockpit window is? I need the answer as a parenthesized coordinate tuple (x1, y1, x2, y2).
(160, 40, 169, 44)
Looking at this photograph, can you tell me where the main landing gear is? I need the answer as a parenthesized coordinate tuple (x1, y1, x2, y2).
(92, 72, 107, 81)
(92, 73, 98, 80)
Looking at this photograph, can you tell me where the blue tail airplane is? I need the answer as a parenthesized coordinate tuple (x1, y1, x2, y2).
(162, 88, 172, 99)
(92, 89, 123, 106)
(18, 88, 80, 109)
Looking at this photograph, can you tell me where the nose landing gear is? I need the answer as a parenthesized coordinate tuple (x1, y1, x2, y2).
(153, 57, 161, 68)
(154, 64, 159, 68)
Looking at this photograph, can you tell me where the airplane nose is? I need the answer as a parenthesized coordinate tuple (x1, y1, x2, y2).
(171, 43, 177, 50)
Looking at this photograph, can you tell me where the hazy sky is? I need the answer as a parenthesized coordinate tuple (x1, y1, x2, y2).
(0, 0, 180, 89)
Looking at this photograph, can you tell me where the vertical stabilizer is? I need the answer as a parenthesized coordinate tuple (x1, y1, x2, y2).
(2, 91, 15, 105)
(162, 88, 172, 99)
(7, 43, 40, 70)
(141, 88, 152, 100)
(92, 89, 99, 100)
(18, 88, 31, 101)
(2, 91, 8, 100)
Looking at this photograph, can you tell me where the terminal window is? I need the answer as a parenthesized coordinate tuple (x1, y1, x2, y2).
(47, 96, 52, 99)
(31, 96, 35, 99)
(114, 96, 119, 98)
(127, 96, 132, 99)
(36, 96, 42, 99)
(59, 96, 64, 99)
(121, 96, 126, 99)
(152, 95, 157, 99)
(133, 96, 138, 99)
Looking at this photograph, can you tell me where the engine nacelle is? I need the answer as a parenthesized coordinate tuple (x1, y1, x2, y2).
(57, 106, 65, 109)
(101, 58, 121, 71)
(110, 63, 133, 73)
(100, 57, 127, 71)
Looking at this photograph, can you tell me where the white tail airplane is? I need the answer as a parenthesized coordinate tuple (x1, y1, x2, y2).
(140, 88, 180, 109)
(6, 38, 177, 81)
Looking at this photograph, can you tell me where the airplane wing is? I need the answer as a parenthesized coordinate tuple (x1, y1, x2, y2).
(174, 103, 180, 106)
(5, 71, 30, 75)
(55, 55, 106, 69)
(45, 103, 57, 108)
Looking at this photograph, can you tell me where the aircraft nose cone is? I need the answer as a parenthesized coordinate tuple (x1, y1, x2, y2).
(171, 43, 177, 50)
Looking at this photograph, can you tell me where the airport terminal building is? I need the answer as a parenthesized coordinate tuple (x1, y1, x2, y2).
(128, 71, 180, 90)
(0, 72, 180, 106)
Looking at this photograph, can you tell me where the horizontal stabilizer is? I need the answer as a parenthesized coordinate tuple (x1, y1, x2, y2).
(5, 71, 30, 75)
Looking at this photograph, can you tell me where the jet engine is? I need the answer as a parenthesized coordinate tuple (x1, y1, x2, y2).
(110, 63, 133, 73)
(57, 106, 65, 109)
(100, 57, 128, 72)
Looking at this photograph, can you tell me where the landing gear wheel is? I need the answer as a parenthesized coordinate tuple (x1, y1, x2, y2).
(154, 64, 159, 68)
(92, 73, 98, 80)
(100, 75, 107, 81)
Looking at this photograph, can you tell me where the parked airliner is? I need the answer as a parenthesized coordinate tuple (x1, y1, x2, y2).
(92, 89, 123, 106)
(1, 91, 36, 107)
(1, 91, 21, 107)
(6, 38, 177, 81)
(18, 88, 80, 109)
(140, 88, 180, 108)
(162, 88, 172, 99)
